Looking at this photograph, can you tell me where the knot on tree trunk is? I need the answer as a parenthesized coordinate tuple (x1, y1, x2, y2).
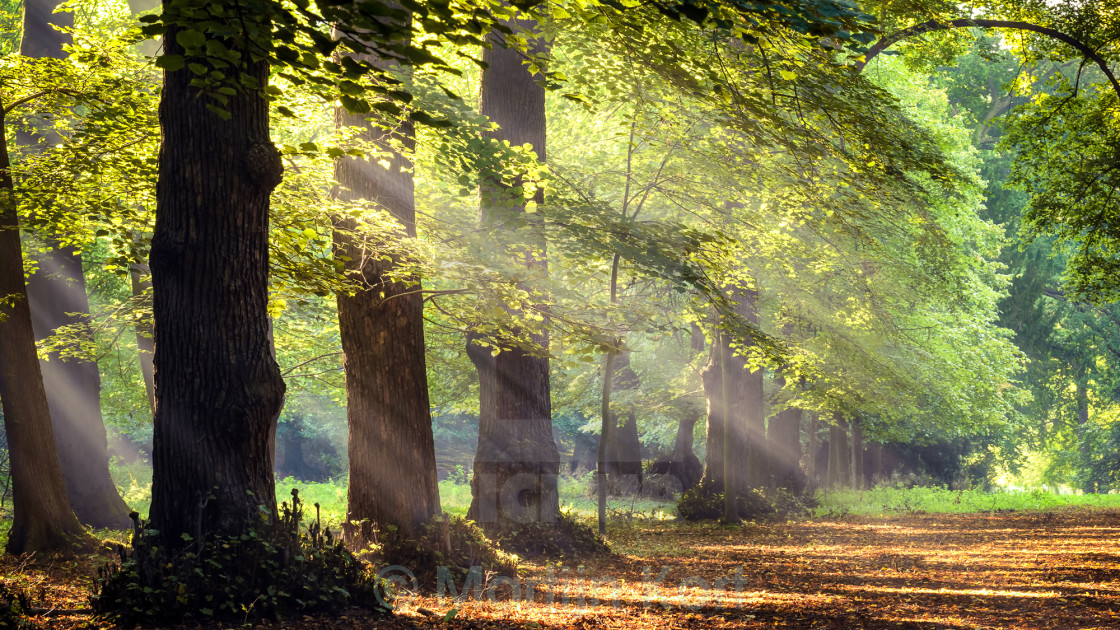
(245, 142, 283, 190)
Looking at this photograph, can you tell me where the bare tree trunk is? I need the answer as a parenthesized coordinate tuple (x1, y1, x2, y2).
(147, 5, 286, 549)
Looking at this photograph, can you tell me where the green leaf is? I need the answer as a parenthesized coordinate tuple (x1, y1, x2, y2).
(175, 29, 206, 49)
(155, 55, 185, 71)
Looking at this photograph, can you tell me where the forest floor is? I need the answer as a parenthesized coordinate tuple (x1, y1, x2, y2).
(5, 506, 1120, 629)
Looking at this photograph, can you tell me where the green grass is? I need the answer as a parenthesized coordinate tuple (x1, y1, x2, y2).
(109, 463, 678, 527)
(815, 484, 1120, 516)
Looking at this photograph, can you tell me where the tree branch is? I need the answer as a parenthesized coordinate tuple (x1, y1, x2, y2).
(856, 18, 1120, 102)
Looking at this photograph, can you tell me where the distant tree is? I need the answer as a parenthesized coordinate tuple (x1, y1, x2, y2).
(21, 0, 131, 530)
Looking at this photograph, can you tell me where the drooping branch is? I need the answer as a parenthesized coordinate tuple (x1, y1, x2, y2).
(856, 18, 1120, 101)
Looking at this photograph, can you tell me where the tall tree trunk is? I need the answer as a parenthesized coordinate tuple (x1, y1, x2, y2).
(768, 376, 802, 492)
(27, 248, 132, 528)
(146, 8, 286, 549)
(19, 0, 131, 530)
(333, 13, 440, 543)
(0, 113, 87, 554)
(467, 13, 560, 529)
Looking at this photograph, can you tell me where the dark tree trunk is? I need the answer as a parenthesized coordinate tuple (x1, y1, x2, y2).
(767, 376, 802, 492)
(1076, 381, 1092, 492)
(146, 10, 286, 549)
(0, 117, 87, 554)
(333, 16, 441, 543)
(27, 247, 132, 528)
(467, 14, 560, 529)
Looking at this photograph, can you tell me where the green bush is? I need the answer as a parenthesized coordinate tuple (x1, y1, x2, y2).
(495, 508, 611, 558)
(374, 514, 519, 589)
(90, 489, 391, 625)
(677, 480, 816, 522)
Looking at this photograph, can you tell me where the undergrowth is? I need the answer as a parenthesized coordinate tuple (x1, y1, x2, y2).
(90, 489, 391, 625)
(677, 480, 816, 522)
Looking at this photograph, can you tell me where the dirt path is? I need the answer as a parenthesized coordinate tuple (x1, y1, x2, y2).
(5, 507, 1120, 629)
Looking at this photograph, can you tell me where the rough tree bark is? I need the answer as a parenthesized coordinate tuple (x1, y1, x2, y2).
(467, 13, 560, 529)
(18, 0, 131, 530)
(146, 7, 286, 549)
(332, 11, 441, 543)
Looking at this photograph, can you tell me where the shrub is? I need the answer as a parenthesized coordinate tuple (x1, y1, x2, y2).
(373, 514, 519, 589)
(677, 480, 816, 522)
(495, 509, 611, 558)
(90, 489, 391, 625)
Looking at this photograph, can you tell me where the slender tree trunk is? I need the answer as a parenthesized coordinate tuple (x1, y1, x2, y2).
(146, 9, 286, 549)
(332, 13, 440, 545)
(1076, 381, 1093, 492)
(0, 112, 88, 554)
(467, 13, 560, 529)
(597, 350, 614, 535)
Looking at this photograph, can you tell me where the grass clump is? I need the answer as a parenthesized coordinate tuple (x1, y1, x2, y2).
(90, 489, 390, 626)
